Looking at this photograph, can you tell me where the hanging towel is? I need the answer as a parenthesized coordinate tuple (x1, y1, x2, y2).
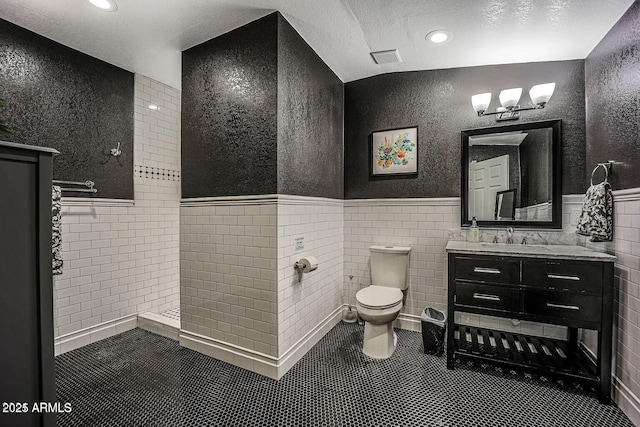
(52, 185, 63, 275)
(576, 181, 613, 242)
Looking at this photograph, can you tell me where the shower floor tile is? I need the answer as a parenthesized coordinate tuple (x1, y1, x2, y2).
(159, 307, 180, 321)
(55, 324, 633, 426)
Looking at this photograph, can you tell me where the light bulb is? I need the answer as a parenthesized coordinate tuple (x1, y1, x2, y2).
(529, 83, 555, 107)
(471, 93, 492, 115)
(499, 88, 522, 109)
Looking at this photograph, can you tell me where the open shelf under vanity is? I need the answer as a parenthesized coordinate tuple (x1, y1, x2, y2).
(454, 325, 599, 387)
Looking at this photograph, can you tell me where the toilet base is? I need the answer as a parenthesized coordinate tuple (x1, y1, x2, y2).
(362, 321, 397, 359)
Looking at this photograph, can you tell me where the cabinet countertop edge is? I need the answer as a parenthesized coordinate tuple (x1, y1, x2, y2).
(446, 241, 616, 262)
(0, 140, 59, 154)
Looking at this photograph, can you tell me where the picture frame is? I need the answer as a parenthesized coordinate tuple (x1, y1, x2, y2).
(370, 126, 418, 178)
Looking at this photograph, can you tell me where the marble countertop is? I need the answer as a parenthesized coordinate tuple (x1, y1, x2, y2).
(446, 241, 616, 262)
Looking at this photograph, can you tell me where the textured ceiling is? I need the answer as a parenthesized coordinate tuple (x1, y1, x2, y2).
(0, 0, 635, 89)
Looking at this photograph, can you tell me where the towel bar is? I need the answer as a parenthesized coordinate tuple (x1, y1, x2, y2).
(590, 161, 613, 186)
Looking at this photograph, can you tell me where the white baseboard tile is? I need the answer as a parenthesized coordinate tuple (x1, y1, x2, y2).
(179, 330, 280, 379)
(560, 343, 636, 422)
(613, 376, 640, 426)
(277, 306, 343, 379)
(395, 313, 422, 332)
(55, 314, 138, 356)
(180, 306, 343, 380)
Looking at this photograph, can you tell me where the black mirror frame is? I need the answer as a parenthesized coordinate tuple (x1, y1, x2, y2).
(461, 119, 563, 229)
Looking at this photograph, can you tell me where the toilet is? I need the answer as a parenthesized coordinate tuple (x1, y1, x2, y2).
(355, 245, 411, 359)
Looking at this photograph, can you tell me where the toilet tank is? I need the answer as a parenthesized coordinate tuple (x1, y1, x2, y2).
(370, 245, 411, 289)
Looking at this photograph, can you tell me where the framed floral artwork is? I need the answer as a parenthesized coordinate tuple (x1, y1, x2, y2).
(370, 126, 418, 178)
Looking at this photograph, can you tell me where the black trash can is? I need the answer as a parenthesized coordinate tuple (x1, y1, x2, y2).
(421, 307, 447, 356)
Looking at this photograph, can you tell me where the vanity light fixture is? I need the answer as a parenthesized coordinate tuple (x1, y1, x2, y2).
(148, 104, 160, 111)
(89, 0, 118, 11)
(472, 83, 555, 121)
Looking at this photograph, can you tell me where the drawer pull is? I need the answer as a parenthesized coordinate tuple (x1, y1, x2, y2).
(474, 267, 501, 274)
(473, 293, 501, 301)
(546, 302, 580, 310)
(547, 274, 580, 281)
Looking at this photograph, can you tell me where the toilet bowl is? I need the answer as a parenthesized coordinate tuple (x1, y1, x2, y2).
(355, 245, 411, 359)
(356, 286, 404, 358)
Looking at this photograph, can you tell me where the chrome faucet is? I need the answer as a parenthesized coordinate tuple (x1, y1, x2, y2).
(492, 235, 499, 244)
(506, 227, 514, 244)
(521, 236, 528, 245)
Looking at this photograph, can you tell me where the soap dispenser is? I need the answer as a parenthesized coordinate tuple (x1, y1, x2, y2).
(468, 217, 480, 242)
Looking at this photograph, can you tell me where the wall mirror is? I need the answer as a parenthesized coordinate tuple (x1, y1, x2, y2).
(461, 119, 562, 229)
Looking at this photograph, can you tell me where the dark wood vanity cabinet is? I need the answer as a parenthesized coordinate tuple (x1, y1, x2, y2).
(0, 141, 58, 427)
(446, 244, 615, 403)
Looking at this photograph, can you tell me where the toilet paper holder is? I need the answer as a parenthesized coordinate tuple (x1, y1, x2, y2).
(293, 257, 318, 280)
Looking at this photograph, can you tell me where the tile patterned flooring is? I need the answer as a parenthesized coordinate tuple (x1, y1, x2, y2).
(159, 307, 181, 322)
(55, 324, 633, 426)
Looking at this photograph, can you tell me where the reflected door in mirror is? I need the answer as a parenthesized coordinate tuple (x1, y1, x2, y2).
(468, 155, 508, 221)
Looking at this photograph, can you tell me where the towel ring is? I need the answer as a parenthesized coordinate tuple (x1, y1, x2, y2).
(590, 163, 609, 186)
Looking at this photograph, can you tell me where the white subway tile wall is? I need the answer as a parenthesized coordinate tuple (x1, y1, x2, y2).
(277, 199, 343, 354)
(134, 75, 181, 171)
(343, 199, 459, 319)
(52, 74, 180, 340)
(584, 194, 640, 413)
(180, 196, 343, 360)
(180, 202, 279, 357)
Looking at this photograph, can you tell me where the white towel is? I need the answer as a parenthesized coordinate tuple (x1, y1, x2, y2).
(52, 185, 63, 275)
(576, 181, 613, 242)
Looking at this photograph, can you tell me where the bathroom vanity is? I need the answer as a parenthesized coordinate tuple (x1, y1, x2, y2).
(445, 241, 615, 403)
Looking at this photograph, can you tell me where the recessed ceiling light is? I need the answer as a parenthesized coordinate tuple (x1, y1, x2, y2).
(426, 30, 452, 44)
(148, 104, 160, 111)
(89, 0, 118, 12)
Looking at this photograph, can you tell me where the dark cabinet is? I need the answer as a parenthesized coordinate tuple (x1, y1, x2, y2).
(455, 282, 520, 313)
(446, 244, 615, 403)
(0, 141, 58, 427)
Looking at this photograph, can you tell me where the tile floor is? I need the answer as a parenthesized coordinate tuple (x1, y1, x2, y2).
(159, 307, 181, 321)
(55, 324, 633, 426)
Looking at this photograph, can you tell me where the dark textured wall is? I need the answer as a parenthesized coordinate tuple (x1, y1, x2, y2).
(182, 14, 279, 198)
(585, 0, 640, 190)
(276, 15, 344, 199)
(344, 60, 586, 199)
(0, 19, 134, 199)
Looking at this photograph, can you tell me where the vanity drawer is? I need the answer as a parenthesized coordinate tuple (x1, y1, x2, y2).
(523, 290, 602, 323)
(454, 256, 520, 285)
(455, 282, 520, 313)
(522, 260, 602, 294)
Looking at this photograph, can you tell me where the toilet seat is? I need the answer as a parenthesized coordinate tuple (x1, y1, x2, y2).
(356, 286, 403, 310)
